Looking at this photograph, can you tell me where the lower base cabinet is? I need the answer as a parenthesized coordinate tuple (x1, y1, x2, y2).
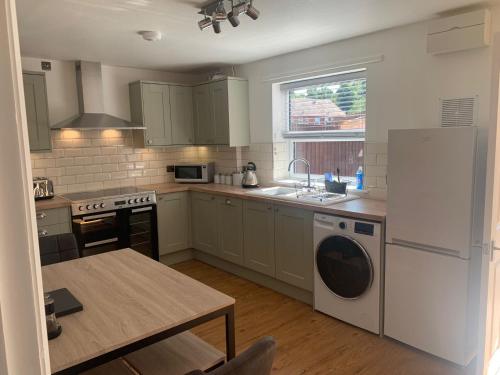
(191, 192, 218, 255)
(36, 207, 71, 238)
(274, 205, 313, 291)
(157, 193, 190, 255)
(216, 196, 244, 265)
(243, 201, 276, 277)
(173, 191, 313, 292)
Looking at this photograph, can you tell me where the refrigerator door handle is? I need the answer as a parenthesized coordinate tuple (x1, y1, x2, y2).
(391, 238, 463, 259)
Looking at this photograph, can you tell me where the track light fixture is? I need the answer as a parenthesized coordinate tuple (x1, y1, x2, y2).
(198, 10, 213, 30)
(198, 0, 259, 34)
(246, 0, 260, 20)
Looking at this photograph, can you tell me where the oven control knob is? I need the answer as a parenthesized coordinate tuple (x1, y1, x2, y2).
(339, 222, 346, 230)
(146, 196, 151, 202)
(135, 198, 140, 203)
(93, 204, 100, 209)
(140, 197, 146, 202)
(128, 199, 134, 204)
(100, 203, 105, 208)
(78, 205, 85, 211)
(86, 204, 92, 210)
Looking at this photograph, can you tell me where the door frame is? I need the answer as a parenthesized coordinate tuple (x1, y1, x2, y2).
(478, 32, 500, 375)
(0, 0, 50, 373)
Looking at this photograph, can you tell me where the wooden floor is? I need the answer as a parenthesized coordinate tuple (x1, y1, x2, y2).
(172, 260, 474, 375)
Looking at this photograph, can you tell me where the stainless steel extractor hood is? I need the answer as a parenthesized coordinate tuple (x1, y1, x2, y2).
(51, 61, 145, 130)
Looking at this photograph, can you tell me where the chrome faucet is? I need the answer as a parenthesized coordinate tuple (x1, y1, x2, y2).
(288, 158, 312, 189)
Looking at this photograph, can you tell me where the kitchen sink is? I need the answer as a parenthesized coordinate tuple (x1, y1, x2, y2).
(246, 186, 358, 206)
(246, 186, 297, 197)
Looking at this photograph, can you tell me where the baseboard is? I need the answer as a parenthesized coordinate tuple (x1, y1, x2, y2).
(159, 249, 194, 266)
(193, 250, 313, 305)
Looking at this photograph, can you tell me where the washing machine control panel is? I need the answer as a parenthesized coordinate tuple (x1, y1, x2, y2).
(314, 214, 375, 236)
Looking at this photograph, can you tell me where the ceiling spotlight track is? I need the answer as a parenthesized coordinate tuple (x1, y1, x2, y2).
(198, 0, 259, 34)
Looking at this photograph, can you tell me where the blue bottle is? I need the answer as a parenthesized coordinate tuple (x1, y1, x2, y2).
(356, 166, 363, 190)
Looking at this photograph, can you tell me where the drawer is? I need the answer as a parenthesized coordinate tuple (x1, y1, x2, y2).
(37, 222, 72, 238)
(36, 207, 70, 227)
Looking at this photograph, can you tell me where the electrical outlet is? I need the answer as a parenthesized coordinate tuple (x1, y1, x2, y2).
(166, 165, 174, 173)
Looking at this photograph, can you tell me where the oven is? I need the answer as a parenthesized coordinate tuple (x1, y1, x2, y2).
(72, 205, 159, 261)
(174, 162, 215, 183)
(127, 205, 158, 260)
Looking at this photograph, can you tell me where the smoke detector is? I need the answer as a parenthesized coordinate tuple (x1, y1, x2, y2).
(138, 30, 162, 42)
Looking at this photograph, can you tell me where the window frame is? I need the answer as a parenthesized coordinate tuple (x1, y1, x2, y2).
(281, 70, 367, 181)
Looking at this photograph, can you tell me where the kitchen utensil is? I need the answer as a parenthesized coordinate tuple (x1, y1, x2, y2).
(33, 177, 55, 200)
(336, 168, 341, 183)
(232, 171, 244, 186)
(242, 162, 259, 188)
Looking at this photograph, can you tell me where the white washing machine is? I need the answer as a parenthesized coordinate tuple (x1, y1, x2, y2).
(313, 213, 383, 334)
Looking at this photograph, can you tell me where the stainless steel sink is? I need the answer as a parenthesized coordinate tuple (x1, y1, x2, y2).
(246, 186, 297, 197)
(246, 186, 358, 206)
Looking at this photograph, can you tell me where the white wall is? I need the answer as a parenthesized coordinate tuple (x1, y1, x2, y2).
(236, 8, 499, 144)
(21, 57, 205, 125)
(1, 1, 49, 374)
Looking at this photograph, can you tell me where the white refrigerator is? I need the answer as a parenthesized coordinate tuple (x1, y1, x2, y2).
(384, 126, 485, 366)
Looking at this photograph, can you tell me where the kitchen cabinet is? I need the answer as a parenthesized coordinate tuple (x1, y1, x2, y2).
(274, 205, 313, 291)
(243, 200, 276, 277)
(157, 192, 189, 255)
(23, 72, 51, 152)
(191, 192, 218, 255)
(130, 82, 195, 147)
(36, 207, 71, 238)
(193, 78, 250, 147)
(130, 82, 172, 146)
(193, 84, 214, 144)
(216, 196, 244, 265)
(170, 85, 194, 145)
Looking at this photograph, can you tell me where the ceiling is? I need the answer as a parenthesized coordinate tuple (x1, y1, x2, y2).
(16, 0, 498, 73)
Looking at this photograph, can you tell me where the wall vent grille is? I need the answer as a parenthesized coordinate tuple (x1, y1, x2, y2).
(440, 97, 477, 127)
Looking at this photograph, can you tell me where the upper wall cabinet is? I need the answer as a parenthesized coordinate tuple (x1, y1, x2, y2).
(170, 86, 194, 145)
(193, 78, 250, 147)
(129, 81, 194, 147)
(23, 72, 51, 152)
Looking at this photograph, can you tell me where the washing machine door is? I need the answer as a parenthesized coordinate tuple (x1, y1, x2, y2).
(316, 235, 373, 299)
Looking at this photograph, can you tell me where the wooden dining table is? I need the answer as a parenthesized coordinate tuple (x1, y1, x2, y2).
(42, 249, 236, 375)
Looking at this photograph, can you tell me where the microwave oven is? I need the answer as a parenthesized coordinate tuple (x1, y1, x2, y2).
(174, 163, 215, 183)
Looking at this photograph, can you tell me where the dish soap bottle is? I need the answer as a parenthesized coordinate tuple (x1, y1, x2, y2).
(356, 166, 364, 190)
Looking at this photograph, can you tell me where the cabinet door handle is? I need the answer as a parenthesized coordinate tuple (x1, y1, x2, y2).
(147, 139, 153, 145)
(225, 199, 231, 205)
(37, 212, 47, 220)
(267, 206, 272, 211)
(38, 229, 49, 237)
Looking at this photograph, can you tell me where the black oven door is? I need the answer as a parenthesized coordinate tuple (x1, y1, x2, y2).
(126, 205, 159, 261)
(72, 211, 127, 257)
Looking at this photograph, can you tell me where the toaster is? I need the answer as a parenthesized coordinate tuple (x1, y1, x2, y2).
(33, 177, 55, 200)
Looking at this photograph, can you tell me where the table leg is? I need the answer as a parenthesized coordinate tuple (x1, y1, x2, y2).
(225, 306, 236, 360)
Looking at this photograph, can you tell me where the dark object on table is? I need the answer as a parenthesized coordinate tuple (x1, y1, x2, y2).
(325, 180, 348, 195)
(33, 177, 55, 200)
(39, 233, 79, 266)
(48, 288, 84, 317)
(45, 293, 62, 340)
(185, 336, 276, 375)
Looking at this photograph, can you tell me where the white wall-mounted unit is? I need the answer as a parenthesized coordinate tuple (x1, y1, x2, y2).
(427, 9, 491, 55)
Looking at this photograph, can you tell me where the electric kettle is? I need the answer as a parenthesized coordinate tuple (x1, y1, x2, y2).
(242, 162, 259, 188)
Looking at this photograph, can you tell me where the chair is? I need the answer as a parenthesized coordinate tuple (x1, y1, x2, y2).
(39, 233, 79, 266)
(185, 336, 276, 375)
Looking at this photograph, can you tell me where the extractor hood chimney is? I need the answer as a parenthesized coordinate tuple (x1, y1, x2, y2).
(51, 61, 145, 130)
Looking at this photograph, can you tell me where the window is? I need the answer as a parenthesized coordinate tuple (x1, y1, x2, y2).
(282, 70, 366, 182)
